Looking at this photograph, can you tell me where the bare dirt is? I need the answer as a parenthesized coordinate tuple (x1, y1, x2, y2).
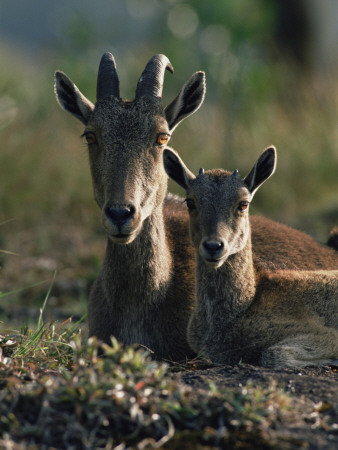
(178, 363, 338, 449)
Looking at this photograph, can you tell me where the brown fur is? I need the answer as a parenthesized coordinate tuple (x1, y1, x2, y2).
(88, 195, 196, 360)
(163, 147, 338, 368)
(251, 216, 338, 270)
(191, 263, 338, 368)
(55, 53, 205, 360)
(55, 53, 337, 361)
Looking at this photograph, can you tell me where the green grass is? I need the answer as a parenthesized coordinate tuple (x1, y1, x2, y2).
(0, 280, 86, 370)
(0, 324, 292, 449)
(0, 287, 290, 448)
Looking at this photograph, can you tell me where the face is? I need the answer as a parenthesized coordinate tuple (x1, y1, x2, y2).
(83, 96, 171, 244)
(185, 170, 252, 268)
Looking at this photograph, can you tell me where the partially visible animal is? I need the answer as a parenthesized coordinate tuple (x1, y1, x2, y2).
(163, 146, 338, 368)
(328, 227, 338, 251)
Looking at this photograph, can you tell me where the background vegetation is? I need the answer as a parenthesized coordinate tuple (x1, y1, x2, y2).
(0, 0, 337, 326)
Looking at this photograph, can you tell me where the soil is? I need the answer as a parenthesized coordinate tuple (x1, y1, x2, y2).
(177, 363, 338, 449)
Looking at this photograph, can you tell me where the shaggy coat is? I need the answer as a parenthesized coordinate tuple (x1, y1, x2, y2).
(55, 52, 337, 361)
(163, 146, 338, 367)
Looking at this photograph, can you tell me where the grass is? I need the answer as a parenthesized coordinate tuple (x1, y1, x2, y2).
(0, 280, 86, 370)
(0, 321, 292, 449)
(0, 285, 291, 448)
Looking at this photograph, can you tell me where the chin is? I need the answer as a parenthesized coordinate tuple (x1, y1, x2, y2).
(204, 258, 226, 269)
(108, 234, 135, 245)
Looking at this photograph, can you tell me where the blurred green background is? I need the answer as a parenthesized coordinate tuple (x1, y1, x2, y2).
(0, 0, 337, 326)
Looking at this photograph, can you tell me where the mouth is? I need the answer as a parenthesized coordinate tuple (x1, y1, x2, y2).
(102, 217, 140, 244)
(204, 257, 226, 269)
(108, 232, 136, 244)
(115, 233, 130, 238)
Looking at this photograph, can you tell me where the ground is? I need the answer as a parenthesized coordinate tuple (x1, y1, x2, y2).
(177, 362, 338, 449)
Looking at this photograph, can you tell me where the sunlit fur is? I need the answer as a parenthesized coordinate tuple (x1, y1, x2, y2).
(164, 147, 338, 368)
(55, 53, 337, 361)
(55, 53, 205, 360)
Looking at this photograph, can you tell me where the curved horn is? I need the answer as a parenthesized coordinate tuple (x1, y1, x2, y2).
(97, 52, 120, 100)
(135, 54, 174, 100)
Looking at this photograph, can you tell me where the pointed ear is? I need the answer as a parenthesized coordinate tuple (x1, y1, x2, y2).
(165, 71, 206, 132)
(54, 71, 94, 125)
(244, 146, 277, 196)
(163, 148, 195, 190)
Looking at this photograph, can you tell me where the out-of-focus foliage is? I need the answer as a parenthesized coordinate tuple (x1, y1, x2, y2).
(0, 332, 292, 449)
(0, 1, 337, 323)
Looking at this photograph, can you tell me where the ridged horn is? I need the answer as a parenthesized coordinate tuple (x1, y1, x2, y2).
(135, 54, 174, 100)
(97, 52, 120, 100)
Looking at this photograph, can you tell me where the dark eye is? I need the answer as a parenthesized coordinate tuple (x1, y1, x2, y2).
(238, 201, 249, 212)
(186, 198, 196, 211)
(83, 132, 97, 145)
(156, 133, 169, 146)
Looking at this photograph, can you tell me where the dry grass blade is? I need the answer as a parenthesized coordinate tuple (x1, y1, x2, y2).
(0, 281, 47, 300)
(37, 271, 57, 330)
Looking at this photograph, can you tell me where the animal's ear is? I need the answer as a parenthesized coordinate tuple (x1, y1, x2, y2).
(163, 148, 195, 190)
(244, 146, 277, 196)
(165, 71, 206, 132)
(54, 71, 94, 125)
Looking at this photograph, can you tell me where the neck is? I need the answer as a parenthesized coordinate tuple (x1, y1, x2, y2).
(102, 207, 172, 304)
(196, 234, 256, 324)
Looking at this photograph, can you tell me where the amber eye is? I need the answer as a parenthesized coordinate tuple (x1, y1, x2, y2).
(156, 134, 169, 146)
(186, 198, 196, 211)
(238, 201, 249, 212)
(84, 132, 97, 145)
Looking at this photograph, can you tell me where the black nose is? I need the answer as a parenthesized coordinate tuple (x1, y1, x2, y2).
(202, 239, 224, 257)
(104, 205, 135, 226)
